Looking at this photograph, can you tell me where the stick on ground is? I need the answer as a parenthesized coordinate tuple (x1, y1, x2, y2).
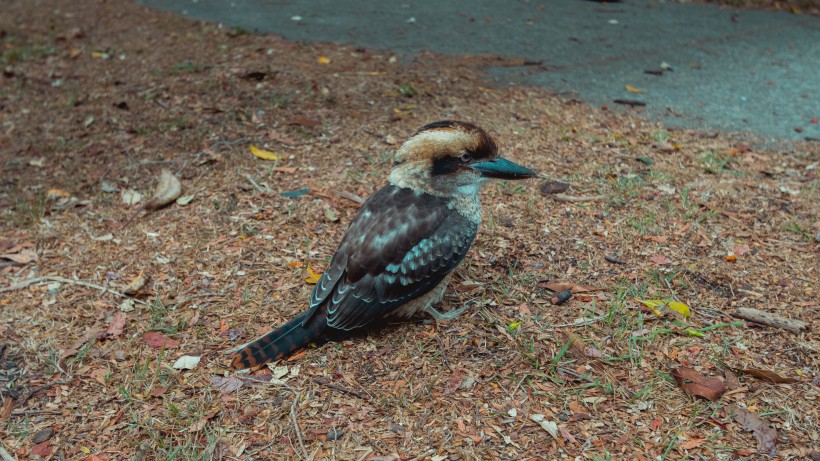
(733, 307, 808, 333)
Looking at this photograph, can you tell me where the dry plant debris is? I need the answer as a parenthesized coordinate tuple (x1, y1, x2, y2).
(0, 0, 818, 460)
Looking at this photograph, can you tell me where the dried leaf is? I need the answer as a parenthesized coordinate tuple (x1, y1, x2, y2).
(733, 244, 751, 256)
(143, 332, 180, 349)
(667, 301, 691, 318)
(305, 267, 322, 284)
(211, 375, 244, 394)
(120, 270, 147, 295)
(317, 56, 331, 64)
(530, 414, 559, 441)
(46, 188, 71, 199)
(731, 404, 777, 455)
(638, 299, 690, 318)
(105, 311, 126, 338)
(564, 331, 603, 359)
(323, 206, 339, 222)
(626, 84, 646, 94)
(176, 194, 195, 206)
(0, 249, 36, 264)
(173, 355, 201, 370)
(30, 441, 53, 457)
(144, 169, 182, 211)
(649, 254, 670, 265)
(740, 368, 800, 384)
(724, 368, 741, 390)
(671, 367, 726, 401)
(120, 188, 143, 205)
(288, 117, 321, 127)
(249, 144, 280, 161)
(679, 437, 705, 450)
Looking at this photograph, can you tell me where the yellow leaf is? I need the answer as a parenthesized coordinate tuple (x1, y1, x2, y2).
(638, 299, 665, 309)
(667, 301, 691, 318)
(317, 56, 331, 64)
(46, 188, 71, 199)
(638, 299, 691, 318)
(81, 447, 91, 454)
(249, 144, 280, 161)
(626, 84, 646, 94)
(305, 267, 322, 284)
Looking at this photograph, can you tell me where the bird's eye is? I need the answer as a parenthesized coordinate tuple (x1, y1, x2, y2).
(459, 152, 472, 163)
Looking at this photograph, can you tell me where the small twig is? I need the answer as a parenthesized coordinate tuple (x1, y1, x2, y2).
(408, 449, 437, 461)
(170, 293, 223, 309)
(733, 307, 808, 333)
(551, 194, 606, 203)
(0, 276, 151, 306)
(270, 382, 308, 459)
(550, 315, 604, 328)
(354, 447, 374, 461)
(334, 190, 365, 205)
(240, 173, 270, 193)
(604, 255, 626, 264)
(313, 377, 368, 400)
(0, 443, 16, 461)
(18, 380, 68, 406)
(289, 392, 308, 459)
(663, 277, 679, 302)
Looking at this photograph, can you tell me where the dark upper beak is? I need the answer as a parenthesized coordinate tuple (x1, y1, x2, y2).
(469, 157, 539, 180)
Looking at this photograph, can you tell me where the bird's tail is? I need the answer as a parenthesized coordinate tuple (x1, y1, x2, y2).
(229, 308, 327, 370)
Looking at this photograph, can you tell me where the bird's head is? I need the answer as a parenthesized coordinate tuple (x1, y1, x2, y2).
(389, 120, 539, 195)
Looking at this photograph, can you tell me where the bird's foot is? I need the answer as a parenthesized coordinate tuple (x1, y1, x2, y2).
(424, 303, 470, 322)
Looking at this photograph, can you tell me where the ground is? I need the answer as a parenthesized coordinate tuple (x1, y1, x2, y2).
(0, 1, 818, 460)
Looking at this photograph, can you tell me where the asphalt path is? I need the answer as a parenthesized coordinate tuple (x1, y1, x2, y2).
(140, 0, 820, 143)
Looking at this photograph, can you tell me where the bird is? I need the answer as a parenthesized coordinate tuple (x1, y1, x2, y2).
(229, 120, 539, 370)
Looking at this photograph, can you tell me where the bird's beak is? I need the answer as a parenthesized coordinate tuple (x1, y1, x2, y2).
(469, 157, 539, 180)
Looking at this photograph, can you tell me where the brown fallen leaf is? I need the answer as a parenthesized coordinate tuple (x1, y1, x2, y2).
(679, 437, 705, 450)
(564, 331, 603, 359)
(119, 271, 148, 295)
(731, 404, 777, 455)
(724, 368, 741, 390)
(288, 117, 320, 127)
(105, 311, 127, 338)
(563, 332, 606, 373)
(61, 327, 106, 359)
(739, 368, 800, 384)
(211, 375, 244, 394)
(30, 440, 53, 457)
(671, 367, 726, 401)
(0, 249, 37, 264)
(143, 331, 180, 349)
(144, 169, 182, 211)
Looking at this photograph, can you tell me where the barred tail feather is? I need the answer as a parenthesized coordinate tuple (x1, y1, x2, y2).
(229, 308, 326, 370)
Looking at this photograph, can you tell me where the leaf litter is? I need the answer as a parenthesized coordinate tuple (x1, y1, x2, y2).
(0, 0, 817, 459)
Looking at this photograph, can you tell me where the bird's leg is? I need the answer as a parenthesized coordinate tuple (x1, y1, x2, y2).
(423, 303, 471, 322)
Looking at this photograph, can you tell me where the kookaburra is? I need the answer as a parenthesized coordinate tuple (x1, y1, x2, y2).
(230, 120, 538, 370)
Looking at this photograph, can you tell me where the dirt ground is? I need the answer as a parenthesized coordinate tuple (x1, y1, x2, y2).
(1, 0, 817, 460)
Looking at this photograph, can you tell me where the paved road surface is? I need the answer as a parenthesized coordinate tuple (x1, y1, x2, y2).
(140, 0, 820, 143)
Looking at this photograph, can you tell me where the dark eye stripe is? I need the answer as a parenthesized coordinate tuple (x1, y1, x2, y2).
(430, 156, 462, 176)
